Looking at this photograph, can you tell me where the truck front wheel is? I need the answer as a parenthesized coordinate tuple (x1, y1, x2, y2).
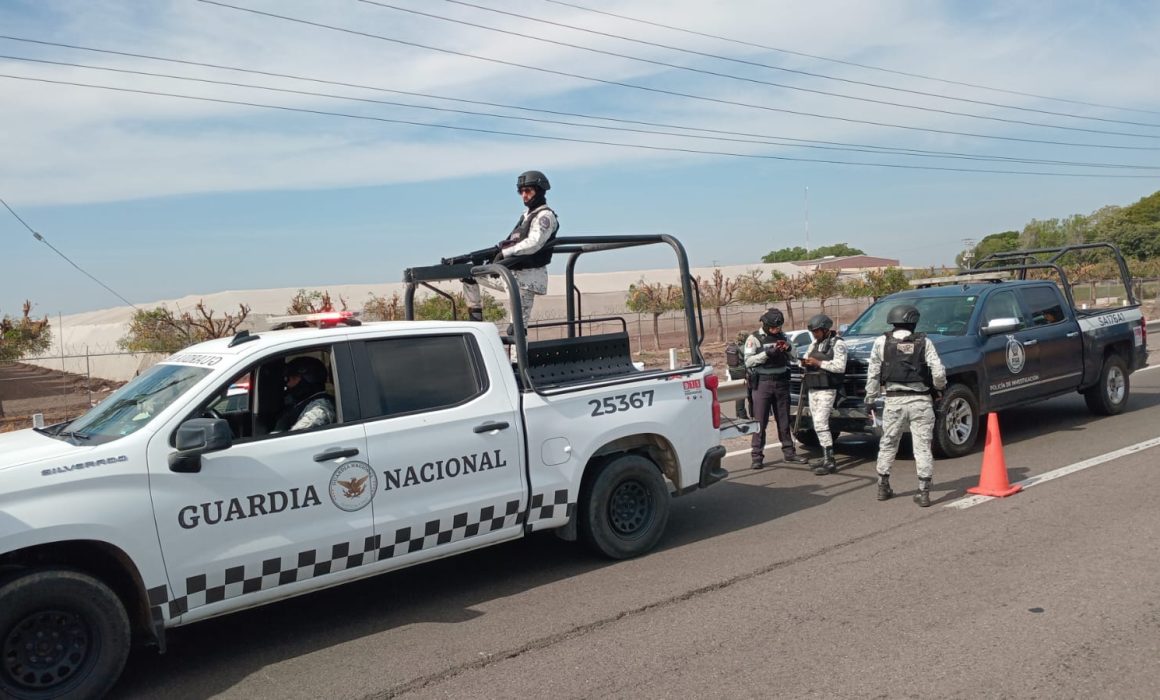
(579, 454, 670, 560)
(0, 569, 130, 700)
(1083, 354, 1129, 416)
(933, 383, 980, 459)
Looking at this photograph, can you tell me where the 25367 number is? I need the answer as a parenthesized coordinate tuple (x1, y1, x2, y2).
(588, 390, 655, 417)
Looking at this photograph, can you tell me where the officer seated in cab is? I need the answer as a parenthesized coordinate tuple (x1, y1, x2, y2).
(273, 356, 336, 433)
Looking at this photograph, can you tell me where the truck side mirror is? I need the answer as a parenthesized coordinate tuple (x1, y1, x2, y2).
(838, 324, 849, 334)
(982, 317, 1021, 335)
(169, 418, 233, 473)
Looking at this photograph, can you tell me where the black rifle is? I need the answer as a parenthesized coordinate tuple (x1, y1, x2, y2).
(441, 246, 500, 266)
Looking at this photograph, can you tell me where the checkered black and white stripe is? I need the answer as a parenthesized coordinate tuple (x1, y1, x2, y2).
(148, 496, 575, 621)
(528, 489, 575, 522)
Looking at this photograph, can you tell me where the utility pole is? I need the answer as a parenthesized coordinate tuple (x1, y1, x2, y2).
(962, 238, 976, 269)
(804, 186, 811, 257)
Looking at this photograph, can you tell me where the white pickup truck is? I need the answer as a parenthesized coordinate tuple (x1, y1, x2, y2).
(0, 235, 726, 699)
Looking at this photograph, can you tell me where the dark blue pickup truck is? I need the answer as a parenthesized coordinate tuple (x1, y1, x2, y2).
(790, 243, 1149, 457)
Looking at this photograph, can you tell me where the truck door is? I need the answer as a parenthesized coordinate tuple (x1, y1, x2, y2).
(978, 290, 1040, 410)
(147, 342, 375, 623)
(352, 330, 525, 567)
(1018, 284, 1083, 397)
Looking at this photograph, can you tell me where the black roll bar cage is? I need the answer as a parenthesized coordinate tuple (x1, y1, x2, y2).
(402, 235, 706, 394)
(969, 242, 1138, 309)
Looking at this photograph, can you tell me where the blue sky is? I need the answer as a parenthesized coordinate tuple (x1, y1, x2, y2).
(2, 0, 1159, 315)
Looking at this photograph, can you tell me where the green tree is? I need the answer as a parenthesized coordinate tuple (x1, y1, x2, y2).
(696, 268, 740, 342)
(118, 301, 251, 353)
(412, 292, 505, 321)
(841, 267, 910, 301)
(0, 301, 52, 362)
(626, 279, 684, 349)
(810, 243, 866, 258)
(736, 269, 808, 328)
(804, 269, 842, 314)
(761, 242, 865, 263)
(958, 231, 1020, 268)
(761, 246, 808, 263)
(361, 292, 404, 321)
(286, 289, 347, 314)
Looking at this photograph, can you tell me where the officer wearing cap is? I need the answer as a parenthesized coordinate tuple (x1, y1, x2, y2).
(800, 313, 848, 475)
(865, 303, 947, 506)
(743, 308, 809, 469)
(273, 356, 336, 433)
(463, 170, 559, 328)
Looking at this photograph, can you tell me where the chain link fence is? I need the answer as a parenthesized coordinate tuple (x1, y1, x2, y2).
(0, 349, 159, 432)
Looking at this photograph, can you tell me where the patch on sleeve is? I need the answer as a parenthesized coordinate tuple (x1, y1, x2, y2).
(538, 216, 551, 232)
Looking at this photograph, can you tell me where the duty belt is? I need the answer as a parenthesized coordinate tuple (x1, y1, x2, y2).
(885, 389, 931, 397)
(755, 371, 788, 381)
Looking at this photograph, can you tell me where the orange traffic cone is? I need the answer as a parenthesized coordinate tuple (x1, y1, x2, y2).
(967, 413, 1022, 497)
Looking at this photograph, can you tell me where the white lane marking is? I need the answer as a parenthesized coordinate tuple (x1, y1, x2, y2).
(726, 442, 782, 457)
(946, 436, 1160, 510)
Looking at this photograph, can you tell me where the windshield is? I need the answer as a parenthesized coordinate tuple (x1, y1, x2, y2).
(63, 363, 212, 443)
(845, 296, 978, 337)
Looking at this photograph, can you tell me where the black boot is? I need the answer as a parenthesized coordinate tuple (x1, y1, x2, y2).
(914, 477, 932, 507)
(877, 474, 893, 501)
(783, 452, 809, 465)
(468, 306, 484, 323)
(812, 447, 836, 475)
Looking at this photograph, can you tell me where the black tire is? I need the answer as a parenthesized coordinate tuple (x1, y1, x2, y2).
(933, 383, 981, 459)
(1083, 354, 1129, 416)
(0, 570, 130, 700)
(579, 454, 670, 560)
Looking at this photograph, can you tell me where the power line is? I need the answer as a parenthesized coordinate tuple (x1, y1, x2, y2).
(539, 0, 1160, 119)
(360, 0, 1159, 140)
(5, 35, 1157, 168)
(0, 197, 139, 309)
(194, 0, 1160, 151)
(438, 0, 1160, 130)
(6, 53, 1157, 172)
(4, 72, 1157, 179)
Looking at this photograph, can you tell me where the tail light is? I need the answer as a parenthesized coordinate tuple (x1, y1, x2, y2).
(704, 373, 721, 429)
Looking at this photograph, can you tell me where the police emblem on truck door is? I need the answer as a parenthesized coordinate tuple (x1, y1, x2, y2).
(329, 461, 378, 512)
(1005, 337, 1026, 374)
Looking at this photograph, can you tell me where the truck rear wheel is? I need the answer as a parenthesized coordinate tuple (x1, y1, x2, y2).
(0, 569, 130, 700)
(1083, 354, 1129, 416)
(933, 383, 980, 459)
(579, 454, 670, 560)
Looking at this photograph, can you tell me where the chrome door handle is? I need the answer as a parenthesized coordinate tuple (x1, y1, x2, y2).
(1022, 339, 1038, 346)
(1066, 332, 1079, 338)
(313, 447, 359, 462)
(473, 421, 510, 434)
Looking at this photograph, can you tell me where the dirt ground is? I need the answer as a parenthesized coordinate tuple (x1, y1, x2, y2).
(0, 363, 121, 432)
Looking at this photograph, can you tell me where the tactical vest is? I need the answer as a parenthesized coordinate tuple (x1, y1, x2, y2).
(504, 205, 558, 270)
(749, 329, 790, 376)
(274, 391, 333, 432)
(882, 332, 929, 385)
(803, 334, 844, 390)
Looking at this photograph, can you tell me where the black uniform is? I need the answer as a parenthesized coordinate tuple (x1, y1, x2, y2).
(743, 326, 806, 466)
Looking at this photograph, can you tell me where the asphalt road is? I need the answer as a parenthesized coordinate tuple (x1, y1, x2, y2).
(111, 365, 1160, 699)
